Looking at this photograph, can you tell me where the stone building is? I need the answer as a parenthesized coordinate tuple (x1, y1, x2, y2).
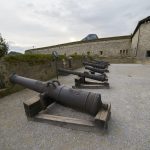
(25, 16, 150, 61)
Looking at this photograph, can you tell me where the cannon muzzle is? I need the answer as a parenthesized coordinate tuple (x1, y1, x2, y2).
(10, 73, 47, 93)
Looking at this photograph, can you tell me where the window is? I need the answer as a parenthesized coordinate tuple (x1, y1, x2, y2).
(99, 51, 103, 55)
(87, 51, 90, 55)
(120, 49, 128, 55)
(146, 51, 150, 57)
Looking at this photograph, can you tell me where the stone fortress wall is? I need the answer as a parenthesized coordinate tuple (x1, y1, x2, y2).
(131, 17, 150, 60)
(26, 16, 150, 61)
(26, 36, 131, 57)
(136, 22, 150, 59)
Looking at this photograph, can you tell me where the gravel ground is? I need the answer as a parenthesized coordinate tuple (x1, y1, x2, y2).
(0, 64, 150, 150)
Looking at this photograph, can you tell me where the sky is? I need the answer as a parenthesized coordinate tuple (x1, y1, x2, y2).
(0, 0, 150, 53)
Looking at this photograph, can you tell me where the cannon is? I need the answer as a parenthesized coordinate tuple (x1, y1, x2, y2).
(9, 74, 111, 128)
(58, 68, 109, 89)
(58, 68, 108, 81)
(85, 66, 109, 74)
(83, 62, 108, 69)
(93, 60, 110, 66)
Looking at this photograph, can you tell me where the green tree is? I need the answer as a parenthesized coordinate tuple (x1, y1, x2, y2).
(0, 34, 9, 57)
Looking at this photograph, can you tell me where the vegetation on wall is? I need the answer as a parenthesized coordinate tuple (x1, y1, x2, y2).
(4, 54, 56, 64)
(0, 34, 9, 58)
(3, 50, 89, 64)
(3, 53, 83, 64)
(57, 54, 67, 60)
(70, 52, 83, 60)
(87, 51, 91, 56)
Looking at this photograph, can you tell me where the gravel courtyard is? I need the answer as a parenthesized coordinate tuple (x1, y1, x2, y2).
(0, 64, 150, 150)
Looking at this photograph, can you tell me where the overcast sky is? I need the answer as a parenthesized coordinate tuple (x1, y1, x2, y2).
(0, 0, 150, 53)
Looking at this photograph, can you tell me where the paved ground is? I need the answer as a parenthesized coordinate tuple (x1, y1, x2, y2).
(0, 64, 150, 150)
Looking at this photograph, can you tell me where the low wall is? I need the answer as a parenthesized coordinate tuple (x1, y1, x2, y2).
(93, 56, 136, 63)
(0, 57, 82, 98)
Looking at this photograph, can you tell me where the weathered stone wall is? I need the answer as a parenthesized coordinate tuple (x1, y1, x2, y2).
(26, 36, 132, 58)
(0, 58, 82, 97)
(94, 57, 136, 64)
(0, 59, 82, 87)
(131, 27, 139, 57)
(0, 60, 56, 86)
(137, 22, 150, 59)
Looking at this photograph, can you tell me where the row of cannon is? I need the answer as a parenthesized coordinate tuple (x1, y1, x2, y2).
(9, 59, 111, 128)
(58, 59, 110, 88)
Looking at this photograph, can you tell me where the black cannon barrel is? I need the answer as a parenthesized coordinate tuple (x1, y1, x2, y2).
(85, 66, 109, 74)
(9, 74, 47, 93)
(93, 60, 110, 66)
(58, 68, 108, 81)
(9, 74, 106, 115)
(58, 68, 82, 76)
(83, 62, 107, 69)
(89, 61, 108, 68)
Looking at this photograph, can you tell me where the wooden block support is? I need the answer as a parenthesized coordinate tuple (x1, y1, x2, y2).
(23, 96, 111, 129)
(95, 104, 111, 122)
(23, 96, 42, 118)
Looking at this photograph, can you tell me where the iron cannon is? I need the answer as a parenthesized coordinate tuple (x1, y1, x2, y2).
(83, 61, 108, 69)
(58, 68, 108, 82)
(85, 66, 109, 74)
(58, 68, 109, 89)
(93, 60, 110, 66)
(9, 74, 108, 116)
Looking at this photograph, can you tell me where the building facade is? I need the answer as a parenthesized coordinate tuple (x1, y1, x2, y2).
(25, 16, 150, 60)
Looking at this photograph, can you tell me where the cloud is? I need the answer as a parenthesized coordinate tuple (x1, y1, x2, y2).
(8, 41, 31, 53)
(0, 0, 150, 52)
